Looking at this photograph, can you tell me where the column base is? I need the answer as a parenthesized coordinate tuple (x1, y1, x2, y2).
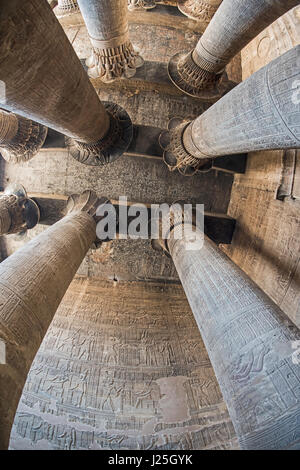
(66, 102, 133, 166)
(177, 0, 219, 23)
(159, 118, 212, 176)
(168, 51, 228, 100)
(86, 42, 144, 83)
(128, 0, 157, 10)
(0, 117, 48, 164)
(4, 184, 40, 233)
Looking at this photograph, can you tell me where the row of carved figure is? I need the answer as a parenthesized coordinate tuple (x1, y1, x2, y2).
(0, 186, 299, 450)
(0, 0, 298, 176)
(0, 0, 299, 451)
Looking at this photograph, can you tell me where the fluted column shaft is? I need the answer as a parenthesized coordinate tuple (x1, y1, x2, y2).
(78, 0, 143, 82)
(164, 46, 300, 171)
(0, 207, 96, 449)
(0, 0, 109, 144)
(167, 229, 300, 449)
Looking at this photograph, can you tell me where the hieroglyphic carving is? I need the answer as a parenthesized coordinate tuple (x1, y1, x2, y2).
(169, 0, 300, 98)
(0, 192, 100, 449)
(10, 279, 238, 450)
(167, 47, 300, 167)
(168, 230, 300, 449)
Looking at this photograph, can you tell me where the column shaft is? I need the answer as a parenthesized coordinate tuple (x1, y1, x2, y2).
(0, 207, 96, 449)
(169, 0, 299, 98)
(78, 0, 143, 82)
(194, 0, 299, 73)
(0, 0, 109, 144)
(162, 46, 300, 171)
(167, 230, 300, 449)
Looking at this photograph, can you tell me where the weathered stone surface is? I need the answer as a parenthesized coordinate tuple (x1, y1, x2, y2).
(0, 185, 39, 236)
(10, 278, 238, 450)
(175, 47, 300, 167)
(0, 110, 47, 164)
(0, 150, 232, 212)
(0, 139, 233, 280)
(61, 10, 241, 82)
(167, 231, 300, 449)
(78, 0, 143, 82)
(54, 0, 79, 16)
(0, 196, 97, 449)
(169, 0, 299, 98)
(221, 9, 300, 328)
(0, 0, 109, 144)
(241, 5, 300, 81)
(222, 151, 300, 328)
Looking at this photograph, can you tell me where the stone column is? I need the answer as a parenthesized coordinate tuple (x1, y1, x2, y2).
(128, 0, 156, 10)
(161, 46, 300, 173)
(0, 110, 47, 164)
(0, 190, 107, 449)
(155, 218, 300, 449)
(47, 0, 58, 9)
(0, 184, 40, 236)
(77, 0, 144, 82)
(54, 0, 79, 16)
(169, 0, 299, 98)
(177, 0, 222, 24)
(0, 0, 132, 166)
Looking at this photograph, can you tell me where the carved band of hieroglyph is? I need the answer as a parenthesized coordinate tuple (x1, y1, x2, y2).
(193, 41, 227, 74)
(89, 30, 130, 49)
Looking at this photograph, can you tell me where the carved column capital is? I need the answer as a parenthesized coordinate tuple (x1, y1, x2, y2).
(177, 0, 222, 23)
(86, 39, 144, 83)
(66, 101, 133, 166)
(66, 190, 109, 220)
(0, 111, 47, 164)
(151, 201, 200, 255)
(78, 0, 144, 83)
(128, 0, 157, 10)
(0, 184, 40, 236)
(66, 190, 112, 248)
(54, 0, 79, 16)
(159, 118, 212, 175)
(168, 49, 228, 100)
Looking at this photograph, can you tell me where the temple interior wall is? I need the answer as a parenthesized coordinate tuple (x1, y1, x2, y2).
(1, 3, 300, 450)
(9, 278, 238, 450)
(222, 6, 300, 328)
